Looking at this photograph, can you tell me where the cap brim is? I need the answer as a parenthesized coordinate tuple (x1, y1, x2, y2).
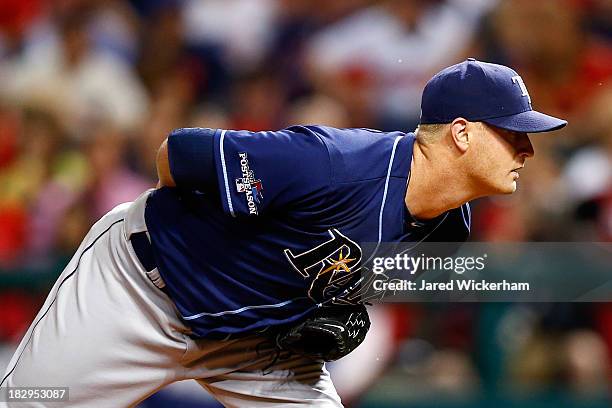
(483, 110, 567, 133)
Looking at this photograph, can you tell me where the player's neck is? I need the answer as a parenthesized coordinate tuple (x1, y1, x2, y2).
(405, 141, 476, 220)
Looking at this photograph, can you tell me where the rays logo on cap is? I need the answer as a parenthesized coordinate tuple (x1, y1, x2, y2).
(511, 75, 532, 106)
(236, 152, 263, 215)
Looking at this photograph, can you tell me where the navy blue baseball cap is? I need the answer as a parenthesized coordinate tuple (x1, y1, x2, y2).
(420, 58, 567, 133)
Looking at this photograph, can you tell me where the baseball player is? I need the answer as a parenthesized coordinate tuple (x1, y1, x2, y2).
(1, 59, 566, 407)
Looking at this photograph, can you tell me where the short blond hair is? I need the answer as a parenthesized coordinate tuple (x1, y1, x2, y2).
(415, 123, 448, 144)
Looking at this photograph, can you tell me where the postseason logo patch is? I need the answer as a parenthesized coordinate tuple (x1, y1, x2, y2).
(235, 152, 263, 215)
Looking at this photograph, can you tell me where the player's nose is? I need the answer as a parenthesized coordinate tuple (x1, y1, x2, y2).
(517, 133, 534, 159)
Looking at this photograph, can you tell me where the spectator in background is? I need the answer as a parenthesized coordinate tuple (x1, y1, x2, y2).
(0, 107, 74, 265)
(181, 0, 279, 73)
(0, 6, 149, 136)
(561, 87, 612, 241)
(21, 109, 87, 262)
(307, 0, 497, 130)
(88, 0, 140, 65)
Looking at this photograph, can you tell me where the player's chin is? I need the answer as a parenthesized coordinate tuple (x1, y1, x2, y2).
(490, 180, 517, 195)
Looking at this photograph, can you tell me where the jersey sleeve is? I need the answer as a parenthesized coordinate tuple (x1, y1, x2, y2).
(167, 126, 333, 217)
(212, 126, 332, 217)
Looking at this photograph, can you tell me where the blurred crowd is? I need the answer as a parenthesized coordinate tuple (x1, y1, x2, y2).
(0, 0, 611, 406)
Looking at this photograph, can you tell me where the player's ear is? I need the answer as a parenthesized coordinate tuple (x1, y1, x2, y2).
(450, 117, 470, 153)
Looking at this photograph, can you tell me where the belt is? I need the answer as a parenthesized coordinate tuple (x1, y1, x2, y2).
(130, 231, 166, 292)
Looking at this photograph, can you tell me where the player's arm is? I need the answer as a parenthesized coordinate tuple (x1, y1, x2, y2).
(156, 138, 175, 187)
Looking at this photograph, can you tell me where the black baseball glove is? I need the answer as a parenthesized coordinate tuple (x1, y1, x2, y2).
(275, 304, 370, 361)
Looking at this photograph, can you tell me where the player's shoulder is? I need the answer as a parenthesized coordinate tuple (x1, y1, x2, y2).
(300, 125, 402, 145)
(295, 125, 411, 183)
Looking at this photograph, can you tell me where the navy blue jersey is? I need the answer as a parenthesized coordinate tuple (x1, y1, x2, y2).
(144, 126, 470, 338)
